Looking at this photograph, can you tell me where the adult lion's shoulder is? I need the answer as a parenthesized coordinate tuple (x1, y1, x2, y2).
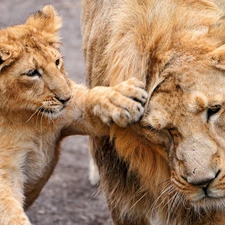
(82, 0, 225, 224)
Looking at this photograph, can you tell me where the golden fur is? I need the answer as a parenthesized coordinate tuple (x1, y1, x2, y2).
(82, 0, 225, 224)
(0, 5, 147, 225)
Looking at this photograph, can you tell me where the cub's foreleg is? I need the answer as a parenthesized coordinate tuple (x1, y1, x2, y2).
(0, 171, 31, 225)
(63, 78, 148, 136)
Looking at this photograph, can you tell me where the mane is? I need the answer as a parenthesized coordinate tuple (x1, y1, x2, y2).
(87, 0, 225, 88)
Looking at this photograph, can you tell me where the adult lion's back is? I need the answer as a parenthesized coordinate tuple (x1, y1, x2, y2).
(82, 0, 225, 224)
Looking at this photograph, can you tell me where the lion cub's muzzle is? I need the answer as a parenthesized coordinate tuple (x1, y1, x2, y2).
(40, 84, 72, 118)
(54, 95, 71, 105)
(40, 94, 71, 117)
(40, 72, 72, 117)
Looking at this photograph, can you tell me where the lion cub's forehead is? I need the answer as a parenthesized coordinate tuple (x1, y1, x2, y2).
(22, 34, 61, 60)
(1, 25, 61, 61)
(26, 43, 61, 62)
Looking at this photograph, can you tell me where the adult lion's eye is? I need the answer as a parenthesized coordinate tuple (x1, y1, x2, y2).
(26, 69, 41, 77)
(207, 105, 221, 121)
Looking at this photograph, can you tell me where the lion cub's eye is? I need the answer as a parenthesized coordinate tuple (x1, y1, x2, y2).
(26, 69, 41, 77)
(207, 105, 221, 121)
(55, 58, 60, 67)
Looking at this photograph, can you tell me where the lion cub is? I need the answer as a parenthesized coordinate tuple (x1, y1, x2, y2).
(0, 5, 147, 225)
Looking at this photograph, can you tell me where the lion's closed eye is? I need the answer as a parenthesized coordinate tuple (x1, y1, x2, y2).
(23, 69, 41, 77)
(207, 105, 221, 121)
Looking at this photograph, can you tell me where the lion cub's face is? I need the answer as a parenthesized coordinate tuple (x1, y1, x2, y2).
(0, 5, 71, 119)
(144, 55, 225, 209)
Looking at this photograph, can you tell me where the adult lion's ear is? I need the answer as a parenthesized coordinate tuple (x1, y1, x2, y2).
(25, 5, 62, 41)
(210, 45, 225, 70)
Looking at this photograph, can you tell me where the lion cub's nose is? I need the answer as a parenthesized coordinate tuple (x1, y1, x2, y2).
(55, 95, 71, 104)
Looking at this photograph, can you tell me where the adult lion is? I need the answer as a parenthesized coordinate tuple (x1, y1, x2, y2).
(82, 0, 225, 224)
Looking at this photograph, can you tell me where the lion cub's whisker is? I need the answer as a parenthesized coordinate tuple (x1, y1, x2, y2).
(25, 106, 43, 123)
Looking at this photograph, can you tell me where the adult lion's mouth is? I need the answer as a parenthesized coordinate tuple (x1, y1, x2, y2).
(181, 185, 225, 209)
(190, 196, 225, 210)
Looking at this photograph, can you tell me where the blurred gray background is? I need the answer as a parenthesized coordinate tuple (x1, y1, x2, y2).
(0, 0, 112, 224)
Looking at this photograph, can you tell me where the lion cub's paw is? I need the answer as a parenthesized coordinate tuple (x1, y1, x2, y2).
(113, 77, 148, 106)
(88, 78, 148, 127)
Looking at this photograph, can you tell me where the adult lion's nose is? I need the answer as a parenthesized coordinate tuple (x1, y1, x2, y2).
(185, 169, 220, 188)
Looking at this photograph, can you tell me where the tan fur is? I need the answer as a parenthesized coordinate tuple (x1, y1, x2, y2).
(0, 5, 148, 225)
(82, 0, 225, 224)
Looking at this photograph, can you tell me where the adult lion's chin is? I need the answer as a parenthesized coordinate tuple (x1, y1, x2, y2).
(190, 197, 225, 211)
(176, 185, 225, 210)
(171, 172, 225, 211)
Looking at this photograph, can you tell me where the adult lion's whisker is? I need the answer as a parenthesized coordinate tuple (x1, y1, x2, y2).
(126, 192, 148, 213)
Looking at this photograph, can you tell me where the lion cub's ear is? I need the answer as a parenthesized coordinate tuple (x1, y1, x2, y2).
(0, 43, 19, 71)
(210, 45, 225, 70)
(25, 5, 62, 41)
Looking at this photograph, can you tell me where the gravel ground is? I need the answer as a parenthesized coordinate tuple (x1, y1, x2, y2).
(0, 1, 112, 224)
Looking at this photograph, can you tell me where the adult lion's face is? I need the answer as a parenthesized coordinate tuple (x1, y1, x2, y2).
(143, 54, 225, 209)
(0, 5, 71, 119)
